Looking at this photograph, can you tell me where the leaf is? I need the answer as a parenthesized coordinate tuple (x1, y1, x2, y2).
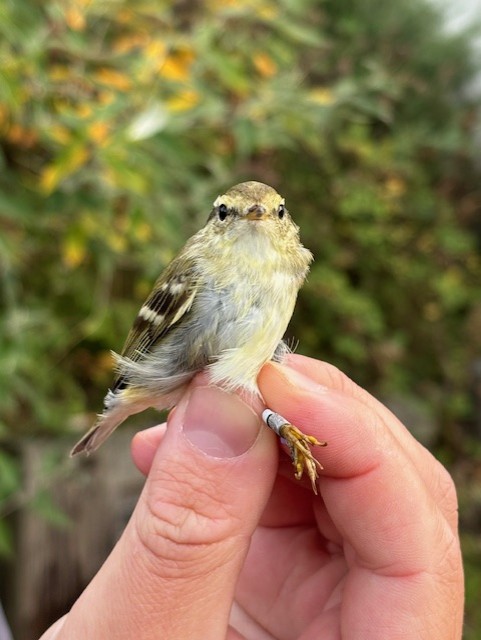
(253, 53, 277, 77)
(127, 103, 168, 141)
(65, 6, 86, 31)
(159, 48, 196, 82)
(40, 144, 89, 194)
(165, 89, 200, 112)
(87, 121, 110, 146)
(308, 87, 335, 106)
(62, 230, 87, 269)
(94, 68, 131, 91)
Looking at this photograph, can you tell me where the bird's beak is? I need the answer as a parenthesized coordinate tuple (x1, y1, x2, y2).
(245, 204, 267, 220)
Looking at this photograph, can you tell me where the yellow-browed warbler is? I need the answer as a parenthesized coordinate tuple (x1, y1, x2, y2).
(71, 181, 326, 491)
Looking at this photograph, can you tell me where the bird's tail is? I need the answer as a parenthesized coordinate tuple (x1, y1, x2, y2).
(70, 404, 132, 457)
(70, 385, 186, 457)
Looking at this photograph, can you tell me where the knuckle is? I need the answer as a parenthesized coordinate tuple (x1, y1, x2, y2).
(433, 458, 458, 510)
(133, 464, 241, 576)
(434, 463, 460, 532)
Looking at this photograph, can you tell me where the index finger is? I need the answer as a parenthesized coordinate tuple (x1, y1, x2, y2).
(260, 356, 459, 534)
(258, 360, 458, 577)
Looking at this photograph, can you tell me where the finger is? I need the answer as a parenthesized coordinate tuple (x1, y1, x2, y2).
(57, 385, 278, 640)
(38, 615, 67, 640)
(283, 354, 428, 446)
(259, 362, 455, 544)
(260, 357, 459, 534)
(258, 364, 463, 636)
(131, 423, 167, 475)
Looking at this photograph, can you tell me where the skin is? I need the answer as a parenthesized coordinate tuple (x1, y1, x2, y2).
(41, 355, 463, 639)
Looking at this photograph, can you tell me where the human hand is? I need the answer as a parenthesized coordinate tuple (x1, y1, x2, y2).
(41, 355, 463, 639)
(250, 356, 464, 639)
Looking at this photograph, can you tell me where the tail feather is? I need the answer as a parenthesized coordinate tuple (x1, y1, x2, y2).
(70, 407, 130, 457)
(70, 385, 187, 458)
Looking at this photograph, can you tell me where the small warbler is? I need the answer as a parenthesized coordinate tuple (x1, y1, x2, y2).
(71, 181, 326, 491)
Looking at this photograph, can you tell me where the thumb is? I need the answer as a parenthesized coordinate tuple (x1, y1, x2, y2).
(58, 386, 277, 640)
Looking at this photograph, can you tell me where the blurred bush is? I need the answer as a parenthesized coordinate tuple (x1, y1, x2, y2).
(1, 0, 479, 439)
(1, 0, 481, 592)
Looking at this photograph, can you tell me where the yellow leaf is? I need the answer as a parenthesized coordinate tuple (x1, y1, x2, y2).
(40, 145, 89, 194)
(65, 7, 86, 31)
(160, 48, 195, 81)
(145, 39, 167, 60)
(165, 89, 200, 112)
(94, 68, 131, 91)
(88, 121, 110, 145)
(253, 53, 277, 78)
(309, 88, 335, 106)
(40, 166, 62, 194)
(63, 235, 87, 268)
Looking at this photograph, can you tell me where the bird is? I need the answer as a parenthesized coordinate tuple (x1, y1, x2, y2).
(71, 181, 326, 491)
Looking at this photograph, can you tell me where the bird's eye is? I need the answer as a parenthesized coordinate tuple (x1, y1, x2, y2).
(218, 204, 228, 221)
(277, 204, 285, 219)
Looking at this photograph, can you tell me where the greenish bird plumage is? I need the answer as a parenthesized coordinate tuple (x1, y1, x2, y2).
(70, 181, 322, 490)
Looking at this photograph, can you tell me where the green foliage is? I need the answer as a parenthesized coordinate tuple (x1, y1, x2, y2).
(1, 0, 479, 439)
(0, 0, 480, 565)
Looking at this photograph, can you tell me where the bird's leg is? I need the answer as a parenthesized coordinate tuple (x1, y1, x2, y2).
(262, 410, 327, 494)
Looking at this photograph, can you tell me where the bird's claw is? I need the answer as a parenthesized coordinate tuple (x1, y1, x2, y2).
(262, 410, 327, 494)
(280, 423, 326, 494)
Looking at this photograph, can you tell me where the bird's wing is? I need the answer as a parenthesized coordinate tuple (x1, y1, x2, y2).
(112, 253, 199, 390)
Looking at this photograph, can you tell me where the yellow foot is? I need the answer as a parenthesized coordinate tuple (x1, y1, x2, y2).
(262, 410, 327, 494)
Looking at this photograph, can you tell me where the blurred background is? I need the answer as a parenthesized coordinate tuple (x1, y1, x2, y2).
(1, 0, 481, 637)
